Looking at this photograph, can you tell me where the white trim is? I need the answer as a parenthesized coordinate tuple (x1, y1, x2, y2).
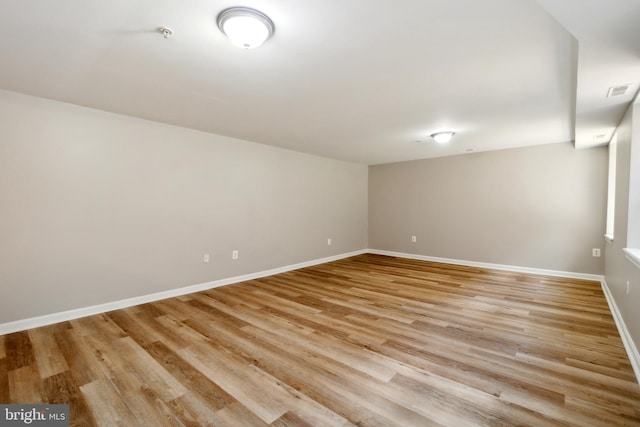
(367, 249, 604, 281)
(624, 248, 640, 270)
(600, 279, 640, 385)
(0, 249, 366, 335)
(0, 248, 609, 335)
(604, 234, 614, 243)
(4, 247, 634, 385)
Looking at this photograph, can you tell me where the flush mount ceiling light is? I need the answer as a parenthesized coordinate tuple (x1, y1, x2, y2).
(217, 7, 275, 49)
(430, 131, 456, 144)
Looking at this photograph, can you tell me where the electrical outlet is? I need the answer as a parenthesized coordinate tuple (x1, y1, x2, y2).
(327, 238, 332, 246)
(232, 250, 239, 260)
(411, 235, 417, 243)
(627, 281, 630, 295)
(203, 254, 210, 263)
(592, 248, 601, 257)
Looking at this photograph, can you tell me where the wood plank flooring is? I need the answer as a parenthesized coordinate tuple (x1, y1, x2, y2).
(2, 253, 640, 426)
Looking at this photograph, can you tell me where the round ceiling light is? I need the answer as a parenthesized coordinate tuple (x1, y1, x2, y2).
(430, 131, 456, 144)
(217, 7, 275, 49)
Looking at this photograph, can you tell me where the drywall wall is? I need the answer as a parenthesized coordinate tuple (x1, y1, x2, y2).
(369, 142, 607, 274)
(0, 89, 368, 324)
(604, 100, 640, 357)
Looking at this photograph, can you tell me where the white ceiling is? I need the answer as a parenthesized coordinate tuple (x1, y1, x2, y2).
(536, 0, 640, 149)
(0, 0, 638, 165)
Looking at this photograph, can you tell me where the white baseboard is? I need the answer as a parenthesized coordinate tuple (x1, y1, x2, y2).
(0, 249, 367, 335)
(367, 249, 604, 281)
(5, 247, 635, 385)
(600, 279, 640, 385)
(0, 248, 615, 337)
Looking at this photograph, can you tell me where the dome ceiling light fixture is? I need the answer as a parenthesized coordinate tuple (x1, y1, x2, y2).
(430, 131, 456, 144)
(216, 7, 275, 49)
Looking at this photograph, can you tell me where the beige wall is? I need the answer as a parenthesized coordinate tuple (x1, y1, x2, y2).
(604, 101, 640, 353)
(0, 87, 616, 327)
(369, 142, 607, 274)
(0, 90, 368, 324)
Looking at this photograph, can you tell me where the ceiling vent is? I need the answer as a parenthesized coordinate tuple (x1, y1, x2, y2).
(607, 84, 631, 97)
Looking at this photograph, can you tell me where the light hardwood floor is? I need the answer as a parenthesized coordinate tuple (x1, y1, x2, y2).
(2, 254, 640, 426)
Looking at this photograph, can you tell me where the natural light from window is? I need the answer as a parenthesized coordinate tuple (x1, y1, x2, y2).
(623, 98, 640, 269)
(605, 133, 617, 241)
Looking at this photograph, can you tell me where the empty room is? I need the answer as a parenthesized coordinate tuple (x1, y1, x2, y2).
(1, 0, 640, 426)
